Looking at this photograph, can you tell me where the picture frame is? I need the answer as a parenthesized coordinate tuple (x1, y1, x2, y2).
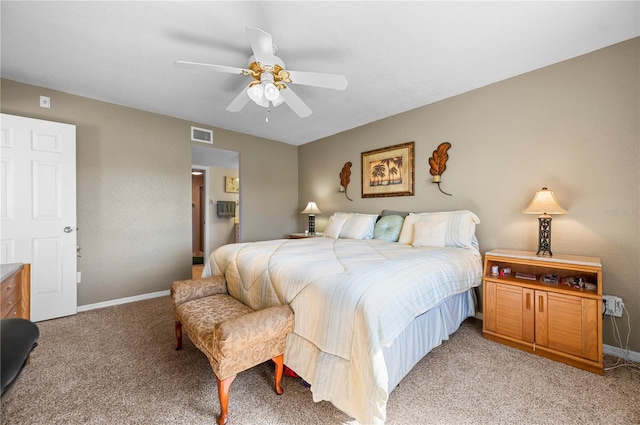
(361, 141, 415, 198)
(224, 176, 239, 193)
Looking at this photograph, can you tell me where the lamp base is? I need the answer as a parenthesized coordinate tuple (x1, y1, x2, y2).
(536, 215, 553, 256)
(308, 215, 316, 235)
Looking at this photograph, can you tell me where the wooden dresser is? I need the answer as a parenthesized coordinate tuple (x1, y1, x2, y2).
(482, 250, 602, 375)
(1, 263, 31, 320)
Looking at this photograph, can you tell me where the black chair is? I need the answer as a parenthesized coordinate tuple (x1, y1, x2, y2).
(1, 318, 40, 396)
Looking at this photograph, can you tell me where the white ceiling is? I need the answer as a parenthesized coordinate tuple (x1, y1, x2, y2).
(2, 1, 638, 146)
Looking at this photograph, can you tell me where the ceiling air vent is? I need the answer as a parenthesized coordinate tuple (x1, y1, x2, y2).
(191, 126, 213, 144)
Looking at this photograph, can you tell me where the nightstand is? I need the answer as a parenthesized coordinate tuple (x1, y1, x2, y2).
(288, 233, 322, 239)
(482, 249, 603, 375)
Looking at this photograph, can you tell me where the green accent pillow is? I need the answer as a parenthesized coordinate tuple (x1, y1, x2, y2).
(380, 209, 410, 218)
(373, 215, 405, 242)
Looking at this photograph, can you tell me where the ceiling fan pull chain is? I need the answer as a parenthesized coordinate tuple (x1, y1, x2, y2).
(266, 106, 271, 123)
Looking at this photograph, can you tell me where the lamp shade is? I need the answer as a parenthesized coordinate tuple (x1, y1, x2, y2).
(246, 84, 264, 103)
(300, 201, 321, 215)
(263, 82, 280, 102)
(522, 187, 567, 215)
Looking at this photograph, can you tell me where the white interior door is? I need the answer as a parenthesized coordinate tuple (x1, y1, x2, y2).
(1, 113, 77, 321)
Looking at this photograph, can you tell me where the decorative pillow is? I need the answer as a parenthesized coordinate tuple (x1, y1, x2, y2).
(412, 220, 447, 247)
(373, 215, 405, 242)
(380, 209, 411, 219)
(398, 210, 480, 249)
(398, 213, 419, 244)
(339, 213, 378, 239)
(324, 215, 349, 239)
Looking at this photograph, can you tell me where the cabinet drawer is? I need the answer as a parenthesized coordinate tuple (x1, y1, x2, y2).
(1, 291, 21, 318)
(2, 301, 20, 319)
(0, 263, 30, 320)
(1, 273, 20, 302)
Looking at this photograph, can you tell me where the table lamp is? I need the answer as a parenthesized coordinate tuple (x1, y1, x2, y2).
(522, 187, 567, 256)
(300, 201, 321, 235)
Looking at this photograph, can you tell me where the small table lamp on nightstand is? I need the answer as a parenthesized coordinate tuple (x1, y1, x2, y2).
(300, 201, 321, 235)
(522, 187, 567, 256)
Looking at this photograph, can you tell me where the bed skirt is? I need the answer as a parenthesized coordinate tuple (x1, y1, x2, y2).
(383, 288, 475, 392)
(284, 288, 476, 422)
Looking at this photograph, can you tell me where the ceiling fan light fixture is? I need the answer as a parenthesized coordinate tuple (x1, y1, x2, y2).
(271, 92, 285, 107)
(257, 96, 269, 108)
(176, 27, 347, 118)
(263, 82, 280, 102)
(247, 84, 264, 103)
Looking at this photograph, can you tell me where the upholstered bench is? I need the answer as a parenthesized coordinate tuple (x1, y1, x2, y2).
(170, 275, 294, 425)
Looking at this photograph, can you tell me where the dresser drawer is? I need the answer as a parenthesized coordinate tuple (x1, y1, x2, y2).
(2, 299, 20, 319)
(1, 290, 21, 318)
(0, 263, 30, 320)
(1, 273, 20, 302)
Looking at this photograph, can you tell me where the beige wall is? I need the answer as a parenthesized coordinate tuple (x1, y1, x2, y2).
(1, 79, 298, 306)
(298, 38, 640, 351)
(207, 166, 239, 250)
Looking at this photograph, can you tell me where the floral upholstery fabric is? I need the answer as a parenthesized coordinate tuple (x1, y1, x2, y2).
(171, 275, 228, 307)
(171, 277, 294, 381)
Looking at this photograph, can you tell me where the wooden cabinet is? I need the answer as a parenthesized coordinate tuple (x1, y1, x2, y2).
(482, 250, 602, 375)
(1, 263, 31, 320)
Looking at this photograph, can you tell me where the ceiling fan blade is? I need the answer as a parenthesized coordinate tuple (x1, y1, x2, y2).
(174, 61, 248, 75)
(280, 87, 312, 118)
(226, 89, 250, 112)
(286, 70, 348, 90)
(246, 27, 274, 65)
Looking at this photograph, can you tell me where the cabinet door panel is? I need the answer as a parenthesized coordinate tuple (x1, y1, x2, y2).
(495, 284, 525, 340)
(547, 293, 583, 356)
(522, 288, 535, 343)
(484, 280, 496, 332)
(535, 291, 548, 347)
(581, 298, 600, 361)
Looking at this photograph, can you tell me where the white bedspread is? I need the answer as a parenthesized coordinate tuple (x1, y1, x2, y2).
(203, 238, 482, 424)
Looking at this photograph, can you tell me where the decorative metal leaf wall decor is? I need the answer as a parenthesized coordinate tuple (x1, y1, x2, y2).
(428, 142, 452, 196)
(340, 162, 353, 201)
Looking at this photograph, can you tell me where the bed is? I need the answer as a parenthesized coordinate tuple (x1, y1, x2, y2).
(202, 210, 482, 424)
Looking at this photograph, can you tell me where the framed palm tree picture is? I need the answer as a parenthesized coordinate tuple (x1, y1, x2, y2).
(361, 142, 414, 198)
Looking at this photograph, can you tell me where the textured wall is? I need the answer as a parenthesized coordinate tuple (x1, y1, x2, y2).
(298, 38, 640, 351)
(207, 166, 239, 250)
(1, 79, 298, 305)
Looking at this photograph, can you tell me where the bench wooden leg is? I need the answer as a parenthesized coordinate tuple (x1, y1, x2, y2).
(175, 321, 182, 350)
(272, 354, 284, 395)
(217, 374, 236, 425)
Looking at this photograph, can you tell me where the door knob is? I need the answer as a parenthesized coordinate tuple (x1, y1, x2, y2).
(64, 226, 74, 233)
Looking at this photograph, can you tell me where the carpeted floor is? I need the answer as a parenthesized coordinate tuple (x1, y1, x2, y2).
(1, 296, 638, 424)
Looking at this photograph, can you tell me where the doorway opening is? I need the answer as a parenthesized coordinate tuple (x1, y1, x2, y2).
(191, 145, 240, 274)
(191, 167, 206, 265)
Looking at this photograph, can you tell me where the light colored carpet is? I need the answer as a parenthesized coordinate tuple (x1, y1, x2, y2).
(1, 296, 638, 424)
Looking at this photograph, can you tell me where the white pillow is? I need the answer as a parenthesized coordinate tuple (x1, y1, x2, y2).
(339, 213, 377, 239)
(398, 210, 480, 249)
(412, 220, 447, 247)
(323, 215, 349, 239)
(398, 213, 420, 244)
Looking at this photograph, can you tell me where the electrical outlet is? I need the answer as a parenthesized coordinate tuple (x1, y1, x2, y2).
(603, 294, 623, 317)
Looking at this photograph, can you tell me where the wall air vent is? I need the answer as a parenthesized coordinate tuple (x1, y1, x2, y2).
(191, 126, 213, 144)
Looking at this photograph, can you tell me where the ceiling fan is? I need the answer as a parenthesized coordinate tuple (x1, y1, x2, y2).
(175, 27, 348, 118)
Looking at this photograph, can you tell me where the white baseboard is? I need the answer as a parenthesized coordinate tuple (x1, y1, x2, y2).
(77, 290, 170, 313)
(603, 344, 640, 362)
